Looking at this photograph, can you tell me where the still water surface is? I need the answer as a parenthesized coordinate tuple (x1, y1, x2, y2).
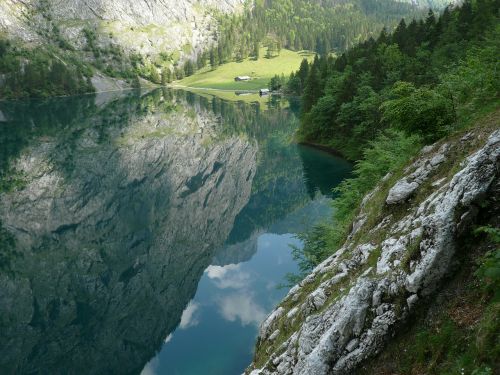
(0, 89, 351, 375)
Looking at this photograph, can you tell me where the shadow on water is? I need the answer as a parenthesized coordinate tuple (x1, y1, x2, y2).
(298, 145, 353, 199)
(0, 89, 351, 375)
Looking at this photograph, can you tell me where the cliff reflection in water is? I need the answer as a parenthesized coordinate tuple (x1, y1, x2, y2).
(0, 89, 351, 375)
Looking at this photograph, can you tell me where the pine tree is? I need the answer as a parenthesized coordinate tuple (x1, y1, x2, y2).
(302, 64, 320, 112)
(210, 49, 218, 70)
(297, 58, 309, 91)
(150, 67, 161, 84)
(161, 68, 172, 85)
(132, 75, 141, 89)
(253, 41, 260, 60)
(184, 60, 194, 77)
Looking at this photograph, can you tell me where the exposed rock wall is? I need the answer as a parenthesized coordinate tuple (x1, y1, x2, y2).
(0, 0, 245, 57)
(247, 128, 499, 375)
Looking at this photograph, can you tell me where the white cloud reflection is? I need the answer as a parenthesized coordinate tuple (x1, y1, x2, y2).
(218, 293, 266, 327)
(179, 301, 200, 329)
(164, 334, 173, 344)
(205, 261, 268, 327)
(205, 264, 251, 289)
(140, 358, 158, 375)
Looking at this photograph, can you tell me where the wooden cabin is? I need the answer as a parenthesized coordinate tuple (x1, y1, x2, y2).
(234, 76, 251, 82)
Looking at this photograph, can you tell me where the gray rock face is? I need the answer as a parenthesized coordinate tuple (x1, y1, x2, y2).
(386, 143, 449, 205)
(0, 0, 245, 58)
(0, 92, 257, 374)
(247, 130, 499, 375)
(90, 72, 130, 92)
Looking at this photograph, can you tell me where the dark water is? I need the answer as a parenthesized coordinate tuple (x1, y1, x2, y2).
(0, 89, 351, 375)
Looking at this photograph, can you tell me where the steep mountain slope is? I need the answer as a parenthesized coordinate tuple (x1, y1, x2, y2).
(0, 0, 245, 58)
(246, 0, 499, 373)
(0, 0, 454, 99)
(246, 112, 499, 375)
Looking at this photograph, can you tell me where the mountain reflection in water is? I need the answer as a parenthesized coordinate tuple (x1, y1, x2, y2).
(0, 89, 351, 375)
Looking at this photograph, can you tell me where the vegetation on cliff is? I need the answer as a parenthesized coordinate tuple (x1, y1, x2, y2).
(289, 0, 499, 275)
(0, 37, 95, 99)
(262, 1, 499, 372)
(204, 0, 425, 69)
(0, 0, 433, 99)
(293, 0, 499, 159)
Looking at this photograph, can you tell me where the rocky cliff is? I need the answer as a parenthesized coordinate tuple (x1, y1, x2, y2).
(0, 0, 244, 58)
(247, 118, 499, 374)
(0, 90, 257, 374)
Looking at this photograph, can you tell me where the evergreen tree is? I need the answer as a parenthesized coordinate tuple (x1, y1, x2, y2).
(184, 60, 195, 77)
(302, 63, 320, 112)
(150, 67, 161, 84)
(132, 75, 141, 89)
(297, 58, 309, 87)
(161, 68, 172, 85)
(253, 41, 260, 60)
(210, 50, 218, 70)
(290, 0, 499, 160)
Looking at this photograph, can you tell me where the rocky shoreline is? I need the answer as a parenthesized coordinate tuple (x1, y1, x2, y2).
(247, 126, 500, 375)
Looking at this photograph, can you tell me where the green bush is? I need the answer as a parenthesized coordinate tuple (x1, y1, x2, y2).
(382, 81, 455, 142)
(474, 226, 500, 301)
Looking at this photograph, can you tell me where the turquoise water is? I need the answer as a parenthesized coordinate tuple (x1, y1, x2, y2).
(0, 89, 351, 375)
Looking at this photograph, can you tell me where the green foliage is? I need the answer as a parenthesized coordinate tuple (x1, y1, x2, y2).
(149, 66, 161, 84)
(184, 60, 195, 77)
(161, 68, 171, 85)
(0, 220, 19, 271)
(381, 81, 455, 142)
(207, 0, 423, 70)
(474, 226, 500, 301)
(0, 37, 95, 100)
(295, 0, 500, 158)
(253, 41, 260, 60)
(268, 74, 286, 91)
(288, 224, 331, 281)
(131, 75, 141, 89)
(394, 294, 499, 375)
(439, 24, 500, 120)
(294, 0, 500, 265)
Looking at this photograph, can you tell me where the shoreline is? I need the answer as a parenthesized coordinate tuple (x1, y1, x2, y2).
(297, 141, 348, 159)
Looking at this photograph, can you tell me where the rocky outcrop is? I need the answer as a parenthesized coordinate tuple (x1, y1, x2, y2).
(247, 129, 499, 375)
(0, 91, 257, 374)
(386, 143, 449, 205)
(0, 0, 245, 59)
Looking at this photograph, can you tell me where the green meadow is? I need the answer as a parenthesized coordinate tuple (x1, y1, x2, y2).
(176, 48, 314, 91)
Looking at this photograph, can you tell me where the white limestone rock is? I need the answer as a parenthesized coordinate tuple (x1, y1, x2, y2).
(386, 143, 450, 205)
(0, 0, 245, 61)
(259, 307, 285, 340)
(247, 130, 500, 375)
(386, 180, 419, 205)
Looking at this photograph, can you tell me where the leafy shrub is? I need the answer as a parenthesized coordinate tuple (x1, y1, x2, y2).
(381, 81, 455, 142)
(474, 226, 500, 301)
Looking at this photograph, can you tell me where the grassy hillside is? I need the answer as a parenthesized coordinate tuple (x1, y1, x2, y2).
(176, 48, 314, 91)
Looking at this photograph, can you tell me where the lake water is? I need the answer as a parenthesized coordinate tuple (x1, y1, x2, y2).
(0, 89, 351, 375)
